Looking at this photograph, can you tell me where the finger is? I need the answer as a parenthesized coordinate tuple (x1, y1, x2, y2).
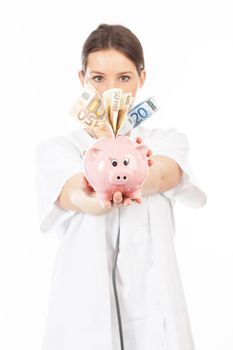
(80, 176, 94, 192)
(84, 176, 94, 191)
(123, 198, 132, 206)
(112, 202, 123, 208)
(134, 198, 142, 204)
(148, 158, 154, 166)
(99, 199, 112, 209)
(113, 191, 123, 204)
(135, 136, 142, 144)
(147, 149, 153, 157)
(79, 176, 87, 189)
(112, 199, 125, 208)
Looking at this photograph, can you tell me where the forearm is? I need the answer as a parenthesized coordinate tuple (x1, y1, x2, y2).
(141, 157, 163, 197)
(56, 173, 83, 212)
(141, 155, 183, 197)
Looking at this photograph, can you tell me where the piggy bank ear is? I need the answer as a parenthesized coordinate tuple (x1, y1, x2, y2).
(135, 144, 148, 157)
(85, 147, 102, 162)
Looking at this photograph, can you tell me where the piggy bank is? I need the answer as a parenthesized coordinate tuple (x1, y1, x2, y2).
(83, 135, 149, 201)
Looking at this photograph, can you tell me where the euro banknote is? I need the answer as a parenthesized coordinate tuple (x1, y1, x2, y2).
(116, 92, 134, 134)
(69, 83, 113, 137)
(103, 88, 134, 135)
(69, 84, 159, 138)
(103, 88, 122, 133)
(117, 97, 159, 135)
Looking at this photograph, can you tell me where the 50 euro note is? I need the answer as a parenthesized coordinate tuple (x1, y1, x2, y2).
(69, 83, 113, 137)
(117, 97, 159, 135)
(103, 88, 134, 135)
(102, 88, 122, 134)
(116, 92, 134, 135)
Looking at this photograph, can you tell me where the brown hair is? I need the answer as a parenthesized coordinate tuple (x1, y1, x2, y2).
(81, 24, 145, 76)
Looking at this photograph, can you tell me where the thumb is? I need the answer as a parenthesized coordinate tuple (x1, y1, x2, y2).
(99, 199, 112, 209)
(79, 175, 88, 189)
(80, 175, 95, 193)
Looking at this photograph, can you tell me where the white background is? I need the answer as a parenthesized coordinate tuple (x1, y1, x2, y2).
(0, 0, 232, 349)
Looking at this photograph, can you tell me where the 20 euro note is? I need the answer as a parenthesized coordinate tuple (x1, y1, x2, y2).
(69, 83, 113, 136)
(117, 97, 159, 135)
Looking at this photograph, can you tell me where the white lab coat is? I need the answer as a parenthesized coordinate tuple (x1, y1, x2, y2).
(36, 125, 207, 350)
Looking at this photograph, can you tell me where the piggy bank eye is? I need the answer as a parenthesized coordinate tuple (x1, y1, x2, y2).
(111, 159, 118, 167)
(123, 158, 130, 166)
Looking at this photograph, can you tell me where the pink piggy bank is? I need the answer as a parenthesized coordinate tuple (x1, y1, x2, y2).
(83, 135, 149, 201)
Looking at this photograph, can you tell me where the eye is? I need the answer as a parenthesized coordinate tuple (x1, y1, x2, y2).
(123, 158, 130, 166)
(93, 75, 104, 83)
(111, 159, 118, 167)
(119, 75, 130, 82)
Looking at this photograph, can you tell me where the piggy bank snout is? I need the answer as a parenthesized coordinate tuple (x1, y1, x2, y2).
(110, 169, 132, 185)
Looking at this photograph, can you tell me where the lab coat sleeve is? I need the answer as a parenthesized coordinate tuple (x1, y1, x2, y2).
(147, 128, 207, 208)
(35, 136, 84, 234)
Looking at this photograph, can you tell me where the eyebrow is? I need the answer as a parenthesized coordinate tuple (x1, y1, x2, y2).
(90, 71, 134, 75)
(90, 71, 106, 75)
(117, 71, 134, 75)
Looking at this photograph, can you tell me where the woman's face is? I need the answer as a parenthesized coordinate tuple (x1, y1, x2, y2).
(79, 48, 146, 97)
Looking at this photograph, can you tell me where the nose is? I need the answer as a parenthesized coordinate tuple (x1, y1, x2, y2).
(104, 80, 118, 91)
(117, 175, 127, 180)
(111, 170, 131, 185)
(104, 76, 127, 91)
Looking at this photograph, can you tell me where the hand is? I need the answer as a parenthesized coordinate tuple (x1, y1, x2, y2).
(135, 136, 154, 167)
(80, 176, 135, 209)
(112, 191, 141, 208)
(79, 176, 112, 214)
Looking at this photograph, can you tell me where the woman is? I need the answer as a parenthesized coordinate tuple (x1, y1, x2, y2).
(36, 24, 207, 350)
